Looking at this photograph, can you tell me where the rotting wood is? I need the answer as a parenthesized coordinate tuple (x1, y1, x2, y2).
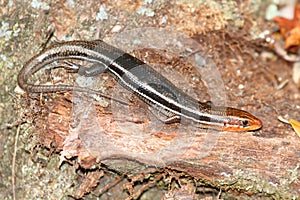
(34, 91, 300, 198)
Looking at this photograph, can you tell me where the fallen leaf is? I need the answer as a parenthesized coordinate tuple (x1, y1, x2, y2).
(274, 2, 300, 34)
(274, 2, 300, 50)
(289, 119, 300, 137)
(286, 26, 300, 48)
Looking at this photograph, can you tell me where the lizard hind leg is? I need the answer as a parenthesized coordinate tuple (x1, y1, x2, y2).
(62, 61, 108, 77)
(78, 62, 107, 77)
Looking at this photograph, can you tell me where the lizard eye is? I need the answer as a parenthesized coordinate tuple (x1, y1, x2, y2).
(242, 120, 249, 127)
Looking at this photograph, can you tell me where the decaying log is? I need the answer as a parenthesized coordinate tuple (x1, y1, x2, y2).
(34, 89, 300, 198)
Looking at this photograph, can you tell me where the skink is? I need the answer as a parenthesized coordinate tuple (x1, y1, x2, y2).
(17, 40, 262, 131)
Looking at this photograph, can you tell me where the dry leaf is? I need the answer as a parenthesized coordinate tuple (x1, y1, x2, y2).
(285, 25, 300, 49)
(274, 3, 300, 33)
(274, 2, 300, 50)
(289, 119, 300, 137)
